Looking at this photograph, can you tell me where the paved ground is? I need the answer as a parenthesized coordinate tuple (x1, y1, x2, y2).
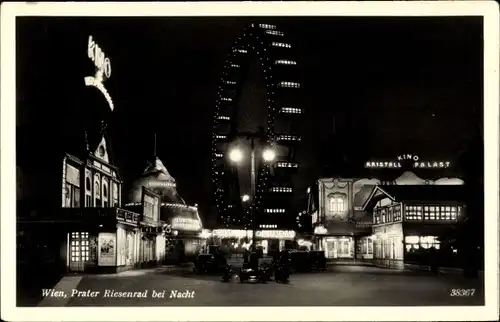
(35, 265, 484, 306)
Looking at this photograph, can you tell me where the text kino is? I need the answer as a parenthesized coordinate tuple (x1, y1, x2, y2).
(88, 35, 111, 79)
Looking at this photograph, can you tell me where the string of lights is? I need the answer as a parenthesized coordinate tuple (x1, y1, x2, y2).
(211, 23, 303, 230)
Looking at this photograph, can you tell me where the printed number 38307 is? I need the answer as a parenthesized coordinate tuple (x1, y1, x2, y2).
(450, 289, 475, 296)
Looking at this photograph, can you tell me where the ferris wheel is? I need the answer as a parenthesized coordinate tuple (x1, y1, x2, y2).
(211, 23, 304, 229)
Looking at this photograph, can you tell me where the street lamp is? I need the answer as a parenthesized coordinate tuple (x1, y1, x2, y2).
(228, 142, 275, 252)
(228, 148, 244, 163)
(262, 148, 276, 162)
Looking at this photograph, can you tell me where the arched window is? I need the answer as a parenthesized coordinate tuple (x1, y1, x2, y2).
(95, 182, 100, 197)
(103, 184, 108, 199)
(86, 177, 91, 191)
(329, 195, 346, 213)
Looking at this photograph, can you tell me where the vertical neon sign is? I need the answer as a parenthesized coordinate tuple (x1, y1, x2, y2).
(84, 35, 114, 111)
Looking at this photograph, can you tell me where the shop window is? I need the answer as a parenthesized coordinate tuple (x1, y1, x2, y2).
(405, 205, 422, 220)
(404, 235, 440, 252)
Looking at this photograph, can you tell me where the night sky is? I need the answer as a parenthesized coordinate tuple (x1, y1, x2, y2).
(16, 16, 483, 222)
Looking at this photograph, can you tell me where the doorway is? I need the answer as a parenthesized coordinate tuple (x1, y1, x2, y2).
(69, 232, 90, 272)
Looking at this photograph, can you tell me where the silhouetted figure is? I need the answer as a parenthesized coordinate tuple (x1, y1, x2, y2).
(249, 252, 259, 271)
(243, 248, 249, 264)
(429, 247, 439, 275)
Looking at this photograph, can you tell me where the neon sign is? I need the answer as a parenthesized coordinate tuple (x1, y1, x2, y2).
(88, 36, 111, 80)
(84, 35, 114, 111)
(365, 154, 451, 169)
(211, 229, 296, 240)
(171, 217, 202, 231)
(255, 230, 296, 240)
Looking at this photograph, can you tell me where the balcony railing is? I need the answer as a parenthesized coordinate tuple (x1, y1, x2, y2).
(24, 207, 142, 224)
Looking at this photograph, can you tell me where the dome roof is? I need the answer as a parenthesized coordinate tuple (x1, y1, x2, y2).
(128, 157, 185, 204)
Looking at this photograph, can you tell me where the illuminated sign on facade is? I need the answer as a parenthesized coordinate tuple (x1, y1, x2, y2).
(88, 35, 111, 79)
(255, 230, 296, 240)
(146, 181, 176, 188)
(365, 154, 451, 169)
(211, 229, 296, 240)
(84, 35, 114, 111)
(171, 217, 202, 231)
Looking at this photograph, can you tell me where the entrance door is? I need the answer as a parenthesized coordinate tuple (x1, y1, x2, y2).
(69, 232, 90, 272)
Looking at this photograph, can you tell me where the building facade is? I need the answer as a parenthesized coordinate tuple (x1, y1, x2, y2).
(126, 157, 206, 262)
(307, 177, 375, 260)
(18, 135, 167, 274)
(308, 171, 465, 262)
(362, 185, 466, 269)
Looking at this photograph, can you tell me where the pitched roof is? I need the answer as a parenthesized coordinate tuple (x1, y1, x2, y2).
(352, 185, 376, 208)
(362, 185, 467, 210)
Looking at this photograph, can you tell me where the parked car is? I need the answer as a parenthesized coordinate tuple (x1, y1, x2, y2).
(238, 263, 272, 283)
(193, 254, 227, 274)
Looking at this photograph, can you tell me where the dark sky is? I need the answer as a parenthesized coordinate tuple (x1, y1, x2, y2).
(16, 16, 483, 220)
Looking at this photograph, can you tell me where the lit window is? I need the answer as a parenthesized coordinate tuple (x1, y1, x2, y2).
(280, 107, 302, 114)
(270, 187, 293, 193)
(259, 24, 276, 30)
(422, 205, 459, 221)
(278, 81, 300, 88)
(277, 134, 301, 141)
(275, 60, 297, 65)
(265, 30, 284, 36)
(405, 205, 423, 220)
(329, 196, 346, 213)
(276, 162, 299, 168)
(265, 208, 286, 214)
(272, 42, 291, 48)
(405, 235, 440, 251)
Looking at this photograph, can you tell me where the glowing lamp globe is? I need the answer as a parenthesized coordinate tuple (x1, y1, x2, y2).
(262, 148, 276, 162)
(241, 194, 250, 202)
(229, 148, 243, 163)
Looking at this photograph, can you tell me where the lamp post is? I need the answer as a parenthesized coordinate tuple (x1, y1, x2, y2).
(228, 135, 275, 252)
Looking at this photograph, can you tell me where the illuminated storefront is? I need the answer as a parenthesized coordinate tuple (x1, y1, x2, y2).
(308, 178, 375, 259)
(127, 157, 207, 261)
(17, 34, 171, 274)
(209, 229, 296, 255)
(362, 185, 466, 269)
